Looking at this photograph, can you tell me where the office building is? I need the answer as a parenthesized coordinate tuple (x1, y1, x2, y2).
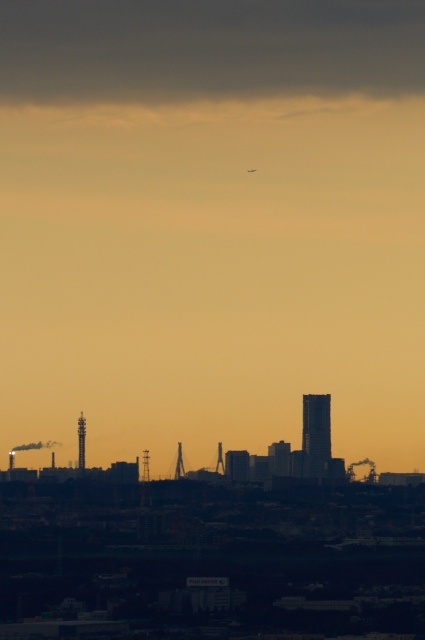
(302, 394, 331, 478)
(249, 455, 269, 482)
(290, 450, 307, 478)
(268, 441, 291, 476)
(327, 457, 346, 478)
(107, 460, 139, 484)
(225, 450, 250, 482)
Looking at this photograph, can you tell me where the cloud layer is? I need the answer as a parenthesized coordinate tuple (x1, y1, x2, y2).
(1, 0, 425, 104)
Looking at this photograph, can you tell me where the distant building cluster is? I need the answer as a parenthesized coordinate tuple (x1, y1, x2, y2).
(378, 472, 425, 487)
(158, 577, 246, 614)
(3, 394, 421, 487)
(189, 394, 346, 484)
(1, 412, 139, 484)
(1, 460, 139, 484)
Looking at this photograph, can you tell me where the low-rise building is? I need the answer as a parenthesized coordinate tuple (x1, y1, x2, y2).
(273, 596, 359, 611)
(77, 610, 108, 621)
(159, 585, 246, 614)
(0, 620, 129, 637)
(379, 473, 425, 486)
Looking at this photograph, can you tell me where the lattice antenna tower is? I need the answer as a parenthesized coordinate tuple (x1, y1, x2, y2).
(216, 442, 225, 474)
(174, 442, 186, 480)
(142, 450, 152, 507)
(142, 450, 151, 483)
(78, 412, 86, 470)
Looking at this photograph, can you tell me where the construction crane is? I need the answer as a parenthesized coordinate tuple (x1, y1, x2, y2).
(347, 458, 377, 483)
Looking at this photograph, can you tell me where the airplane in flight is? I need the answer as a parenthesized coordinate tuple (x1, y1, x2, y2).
(247, 169, 257, 173)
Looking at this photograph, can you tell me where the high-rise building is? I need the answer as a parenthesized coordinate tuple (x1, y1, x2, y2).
(249, 455, 269, 482)
(328, 458, 347, 478)
(268, 441, 291, 477)
(302, 394, 331, 478)
(290, 450, 307, 478)
(225, 451, 250, 482)
(327, 457, 346, 479)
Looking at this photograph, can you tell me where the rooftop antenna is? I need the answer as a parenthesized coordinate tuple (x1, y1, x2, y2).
(174, 442, 185, 480)
(215, 442, 225, 475)
(78, 412, 86, 470)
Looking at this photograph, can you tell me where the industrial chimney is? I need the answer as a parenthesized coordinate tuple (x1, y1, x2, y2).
(51, 452, 55, 469)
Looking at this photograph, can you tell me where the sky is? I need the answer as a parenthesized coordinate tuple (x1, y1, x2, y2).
(1, 1, 425, 477)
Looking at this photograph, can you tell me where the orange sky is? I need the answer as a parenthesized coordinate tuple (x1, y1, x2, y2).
(1, 94, 425, 477)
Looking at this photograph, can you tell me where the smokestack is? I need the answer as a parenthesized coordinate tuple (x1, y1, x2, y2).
(78, 412, 86, 470)
(52, 452, 55, 469)
(9, 452, 15, 472)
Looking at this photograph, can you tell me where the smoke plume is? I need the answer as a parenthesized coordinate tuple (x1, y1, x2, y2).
(12, 441, 62, 452)
(351, 458, 375, 467)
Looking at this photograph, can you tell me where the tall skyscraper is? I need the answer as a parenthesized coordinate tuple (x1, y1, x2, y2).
(302, 394, 331, 478)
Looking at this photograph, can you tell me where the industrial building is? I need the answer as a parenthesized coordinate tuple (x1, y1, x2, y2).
(38, 461, 139, 484)
(379, 472, 425, 486)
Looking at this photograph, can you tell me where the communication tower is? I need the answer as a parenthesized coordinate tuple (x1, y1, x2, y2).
(141, 450, 152, 507)
(142, 450, 151, 484)
(174, 442, 185, 480)
(78, 412, 86, 469)
(215, 442, 225, 474)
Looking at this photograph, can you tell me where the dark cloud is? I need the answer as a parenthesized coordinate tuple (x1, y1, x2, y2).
(1, 0, 425, 104)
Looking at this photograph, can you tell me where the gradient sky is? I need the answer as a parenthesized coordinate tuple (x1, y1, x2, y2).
(1, 1, 425, 477)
